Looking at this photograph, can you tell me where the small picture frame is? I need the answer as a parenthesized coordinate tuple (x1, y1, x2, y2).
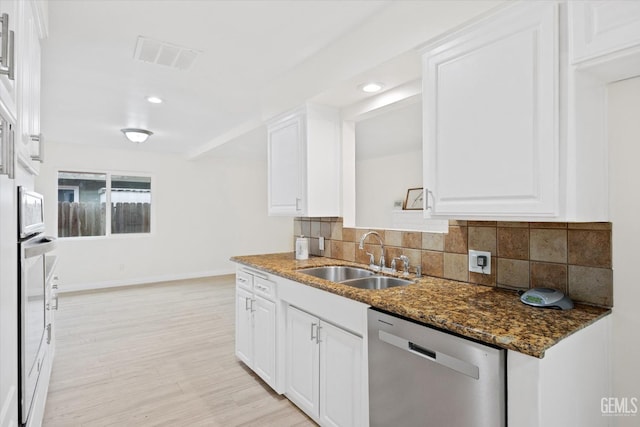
(403, 187, 424, 210)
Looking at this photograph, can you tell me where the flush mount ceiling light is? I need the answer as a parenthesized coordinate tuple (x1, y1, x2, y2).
(146, 96, 163, 104)
(121, 128, 153, 143)
(359, 82, 384, 93)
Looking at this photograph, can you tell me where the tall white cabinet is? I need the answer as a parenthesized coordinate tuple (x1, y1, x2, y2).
(267, 104, 341, 217)
(0, 1, 46, 426)
(0, 174, 17, 427)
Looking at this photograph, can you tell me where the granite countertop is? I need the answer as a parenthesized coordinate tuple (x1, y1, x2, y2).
(231, 252, 610, 358)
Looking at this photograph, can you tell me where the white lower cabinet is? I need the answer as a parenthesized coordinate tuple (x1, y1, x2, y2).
(235, 285, 253, 366)
(318, 320, 362, 427)
(286, 306, 320, 416)
(286, 305, 362, 427)
(234, 268, 278, 391)
(252, 295, 276, 386)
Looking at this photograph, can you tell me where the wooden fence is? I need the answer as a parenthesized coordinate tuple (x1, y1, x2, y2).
(58, 202, 150, 237)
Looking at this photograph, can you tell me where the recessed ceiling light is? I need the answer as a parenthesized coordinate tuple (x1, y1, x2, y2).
(360, 82, 384, 93)
(146, 96, 163, 104)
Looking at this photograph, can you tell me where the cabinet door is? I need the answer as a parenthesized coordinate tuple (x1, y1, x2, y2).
(570, 1, 640, 64)
(423, 2, 558, 218)
(16, 0, 41, 175)
(267, 115, 305, 215)
(319, 321, 362, 427)
(235, 286, 253, 367)
(285, 306, 319, 419)
(252, 295, 276, 388)
(0, 0, 17, 118)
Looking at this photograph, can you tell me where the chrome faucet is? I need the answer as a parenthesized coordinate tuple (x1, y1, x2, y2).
(399, 255, 410, 276)
(359, 231, 386, 271)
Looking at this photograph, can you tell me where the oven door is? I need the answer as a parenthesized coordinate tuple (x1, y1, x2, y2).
(19, 234, 56, 423)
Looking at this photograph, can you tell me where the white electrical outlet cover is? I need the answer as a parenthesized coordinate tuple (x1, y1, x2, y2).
(468, 249, 491, 275)
(319, 236, 325, 251)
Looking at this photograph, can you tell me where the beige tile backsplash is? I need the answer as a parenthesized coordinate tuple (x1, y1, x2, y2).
(294, 218, 614, 307)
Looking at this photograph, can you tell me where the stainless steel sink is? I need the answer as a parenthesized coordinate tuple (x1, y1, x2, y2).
(341, 275, 413, 290)
(299, 266, 376, 282)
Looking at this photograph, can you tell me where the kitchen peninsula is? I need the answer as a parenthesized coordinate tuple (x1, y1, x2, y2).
(232, 252, 611, 427)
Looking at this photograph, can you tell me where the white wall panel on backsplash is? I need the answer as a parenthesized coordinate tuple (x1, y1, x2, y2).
(34, 127, 292, 291)
(356, 150, 421, 228)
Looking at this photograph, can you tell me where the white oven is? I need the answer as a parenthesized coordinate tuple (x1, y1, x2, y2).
(18, 187, 56, 425)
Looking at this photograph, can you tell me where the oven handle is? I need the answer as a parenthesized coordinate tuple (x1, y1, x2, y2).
(24, 236, 57, 258)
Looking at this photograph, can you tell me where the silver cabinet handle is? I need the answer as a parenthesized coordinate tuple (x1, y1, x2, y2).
(46, 324, 51, 344)
(424, 188, 433, 211)
(30, 134, 44, 162)
(53, 295, 58, 310)
(52, 283, 58, 290)
(316, 325, 321, 344)
(255, 284, 268, 292)
(0, 122, 14, 178)
(0, 12, 13, 80)
(249, 298, 255, 312)
(310, 323, 317, 342)
(238, 277, 247, 283)
(0, 13, 7, 69)
(244, 297, 251, 311)
(7, 30, 13, 81)
(0, 25, 14, 80)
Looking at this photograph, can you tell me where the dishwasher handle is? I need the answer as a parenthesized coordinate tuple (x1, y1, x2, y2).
(378, 330, 480, 380)
(409, 342, 436, 359)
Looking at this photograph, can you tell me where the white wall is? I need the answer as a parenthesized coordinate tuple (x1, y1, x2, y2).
(608, 76, 640, 426)
(35, 126, 292, 291)
(355, 101, 422, 229)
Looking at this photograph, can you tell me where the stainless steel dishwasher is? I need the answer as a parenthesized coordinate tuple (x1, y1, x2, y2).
(368, 308, 506, 426)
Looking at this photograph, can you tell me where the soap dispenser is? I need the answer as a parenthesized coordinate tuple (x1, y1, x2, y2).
(295, 235, 309, 260)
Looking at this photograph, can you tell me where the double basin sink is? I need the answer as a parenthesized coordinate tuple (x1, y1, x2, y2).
(298, 265, 413, 290)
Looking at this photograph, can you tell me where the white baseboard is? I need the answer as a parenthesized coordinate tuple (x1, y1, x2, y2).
(58, 269, 235, 293)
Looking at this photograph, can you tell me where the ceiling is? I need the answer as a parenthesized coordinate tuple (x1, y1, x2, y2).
(41, 0, 392, 156)
(41, 1, 504, 158)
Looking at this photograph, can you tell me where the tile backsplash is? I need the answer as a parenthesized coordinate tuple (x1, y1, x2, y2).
(293, 218, 613, 308)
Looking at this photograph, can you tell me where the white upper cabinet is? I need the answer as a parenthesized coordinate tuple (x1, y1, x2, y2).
(267, 104, 341, 217)
(16, 0, 44, 175)
(0, 0, 18, 119)
(421, 1, 615, 221)
(570, 1, 640, 64)
(422, 1, 559, 219)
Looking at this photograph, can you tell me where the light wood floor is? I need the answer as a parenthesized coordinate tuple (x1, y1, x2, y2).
(43, 276, 316, 427)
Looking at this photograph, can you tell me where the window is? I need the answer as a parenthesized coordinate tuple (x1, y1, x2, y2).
(57, 171, 152, 237)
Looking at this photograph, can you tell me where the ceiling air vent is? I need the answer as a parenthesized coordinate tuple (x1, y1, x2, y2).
(133, 36, 201, 71)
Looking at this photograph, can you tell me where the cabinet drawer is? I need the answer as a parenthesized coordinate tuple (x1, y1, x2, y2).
(236, 270, 253, 290)
(254, 277, 276, 301)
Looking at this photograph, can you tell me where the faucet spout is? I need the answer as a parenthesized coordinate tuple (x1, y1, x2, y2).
(359, 231, 386, 270)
